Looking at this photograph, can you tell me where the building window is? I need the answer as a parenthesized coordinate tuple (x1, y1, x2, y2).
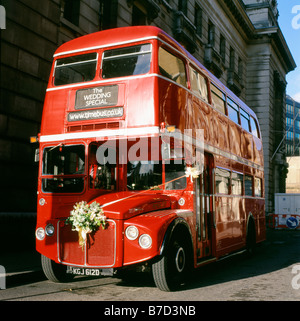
(63, 0, 80, 26)
(238, 57, 243, 79)
(178, 0, 188, 16)
(220, 35, 226, 62)
(208, 21, 215, 46)
(286, 103, 294, 115)
(195, 5, 202, 37)
(229, 47, 235, 70)
(132, 4, 147, 25)
(287, 131, 293, 141)
(100, 0, 118, 30)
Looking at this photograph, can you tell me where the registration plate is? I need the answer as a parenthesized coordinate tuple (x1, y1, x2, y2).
(67, 266, 101, 276)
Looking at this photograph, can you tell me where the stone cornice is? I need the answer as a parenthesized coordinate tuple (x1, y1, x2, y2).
(218, 0, 296, 72)
(217, 0, 255, 40)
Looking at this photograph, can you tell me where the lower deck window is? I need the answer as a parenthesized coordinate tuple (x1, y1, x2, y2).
(215, 168, 230, 194)
(126, 160, 187, 191)
(255, 177, 262, 197)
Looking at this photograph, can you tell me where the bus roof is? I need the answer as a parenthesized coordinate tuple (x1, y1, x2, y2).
(53, 26, 257, 121)
(54, 26, 170, 57)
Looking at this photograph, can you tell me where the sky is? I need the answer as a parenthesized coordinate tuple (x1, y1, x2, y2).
(277, 1, 300, 102)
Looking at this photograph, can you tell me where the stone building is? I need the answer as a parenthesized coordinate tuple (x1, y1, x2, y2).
(286, 156, 300, 194)
(0, 0, 296, 214)
(286, 95, 300, 157)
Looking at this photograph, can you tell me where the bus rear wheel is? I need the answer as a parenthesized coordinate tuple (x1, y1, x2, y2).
(152, 237, 191, 291)
(41, 255, 74, 283)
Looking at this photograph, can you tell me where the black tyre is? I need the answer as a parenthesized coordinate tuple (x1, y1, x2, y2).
(152, 236, 191, 291)
(41, 255, 74, 283)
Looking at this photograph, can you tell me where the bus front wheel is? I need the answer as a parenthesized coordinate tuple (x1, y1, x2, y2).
(152, 236, 191, 291)
(41, 255, 74, 283)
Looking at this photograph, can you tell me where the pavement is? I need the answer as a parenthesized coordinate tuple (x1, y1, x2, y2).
(0, 212, 42, 281)
(1, 249, 42, 277)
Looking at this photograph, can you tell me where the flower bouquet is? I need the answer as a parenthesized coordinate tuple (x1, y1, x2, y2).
(66, 201, 107, 249)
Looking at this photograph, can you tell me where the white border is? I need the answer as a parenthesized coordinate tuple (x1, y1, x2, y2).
(39, 126, 160, 142)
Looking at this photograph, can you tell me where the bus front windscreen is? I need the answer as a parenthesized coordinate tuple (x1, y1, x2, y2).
(42, 144, 85, 193)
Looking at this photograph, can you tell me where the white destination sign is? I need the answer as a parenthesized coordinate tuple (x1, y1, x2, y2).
(75, 85, 118, 109)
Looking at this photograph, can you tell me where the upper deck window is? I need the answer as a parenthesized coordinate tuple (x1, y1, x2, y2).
(189, 66, 208, 102)
(227, 98, 239, 124)
(102, 43, 151, 79)
(240, 108, 250, 132)
(250, 116, 260, 138)
(211, 84, 226, 114)
(158, 47, 187, 87)
(54, 53, 97, 86)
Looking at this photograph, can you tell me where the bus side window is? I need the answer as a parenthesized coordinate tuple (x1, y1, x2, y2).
(211, 84, 226, 114)
(245, 175, 253, 196)
(215, 168, 230, 194)
(231, 172, 243, 195)
(158, 47, 187, 87)
(254, 177, 262, 197)
(227, 98, 239, 124)
(250, 116, 260, 138)
(189, 66, 208, 102)
(240, 108, 250, 132)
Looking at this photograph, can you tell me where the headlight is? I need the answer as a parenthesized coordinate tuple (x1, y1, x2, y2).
(36, 227, 45, 240)
(139, 234, 152, 249)
(125, 225, 139, 240)
(39, 198, 46, 206)
(45, 224, 55, 236)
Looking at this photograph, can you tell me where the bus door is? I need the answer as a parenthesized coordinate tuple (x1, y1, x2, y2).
(195, 153, 215, 261)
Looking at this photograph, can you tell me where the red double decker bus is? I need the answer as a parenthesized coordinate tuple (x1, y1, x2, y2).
(35, 26, 265, 291)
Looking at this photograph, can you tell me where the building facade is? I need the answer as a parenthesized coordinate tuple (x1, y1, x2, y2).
(0, 0, 296, 213)
(286, 95, 300, 157)
(285, 95, 300, 194)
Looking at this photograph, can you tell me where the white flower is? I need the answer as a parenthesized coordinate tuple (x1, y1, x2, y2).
(65, 201, 107, 249)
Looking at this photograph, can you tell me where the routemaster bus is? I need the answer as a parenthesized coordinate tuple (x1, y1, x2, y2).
(34, 26, 265, 291)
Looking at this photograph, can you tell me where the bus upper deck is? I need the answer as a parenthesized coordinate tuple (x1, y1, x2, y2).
(39, 26, 263, 174)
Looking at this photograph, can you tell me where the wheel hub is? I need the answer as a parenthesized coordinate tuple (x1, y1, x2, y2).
(175, 247, 185, 272)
